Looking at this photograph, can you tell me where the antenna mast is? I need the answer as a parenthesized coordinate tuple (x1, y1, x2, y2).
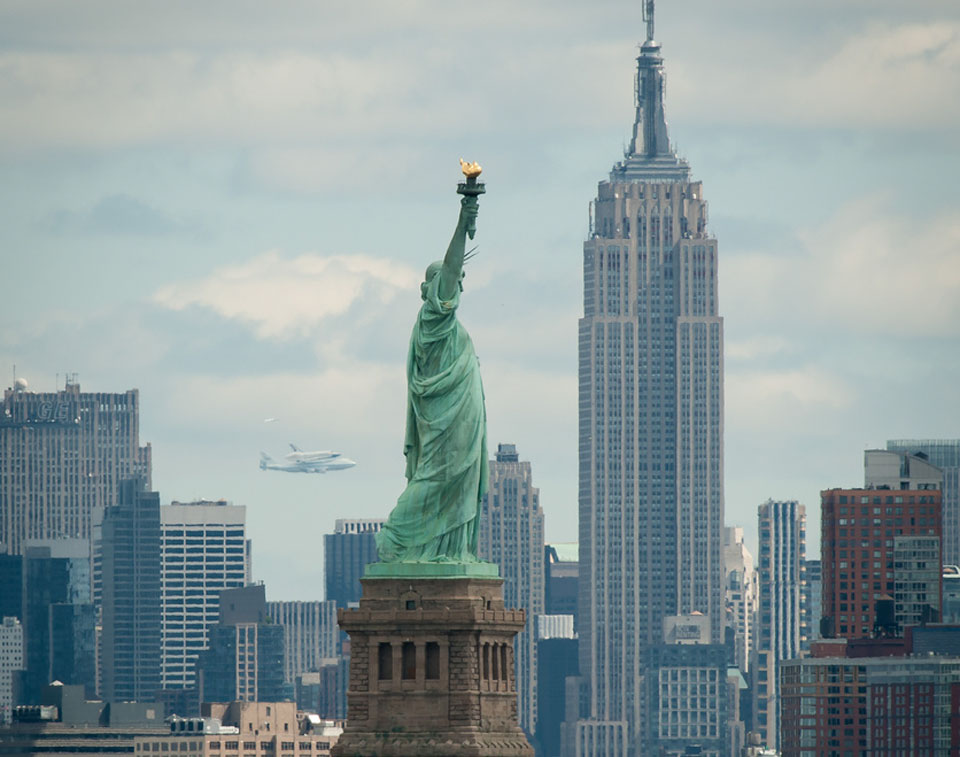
(642, 0, 655, 42)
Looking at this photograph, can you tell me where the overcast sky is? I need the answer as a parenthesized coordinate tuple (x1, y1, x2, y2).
(2, 0, 959, 599)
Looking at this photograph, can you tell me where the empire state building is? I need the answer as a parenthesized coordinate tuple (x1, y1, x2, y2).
(572, 2, 724, 754)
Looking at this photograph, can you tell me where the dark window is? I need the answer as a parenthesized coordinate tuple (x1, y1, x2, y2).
(402, 642, 416, 680)
(492, 643, 500, 680)
(501, 645, 508, 682)
(378, 643, 392, 680)
(483, 644, 490, 679)
(426, 642, 440, 680)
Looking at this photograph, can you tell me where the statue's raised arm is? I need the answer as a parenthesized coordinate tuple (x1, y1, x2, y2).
(438, 196, 478, 300)
(439, 159, 483, 300)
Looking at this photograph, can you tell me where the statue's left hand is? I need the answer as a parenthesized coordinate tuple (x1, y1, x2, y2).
(461, 195, 479, 213)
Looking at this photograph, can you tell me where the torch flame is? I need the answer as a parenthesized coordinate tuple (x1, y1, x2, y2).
(459, 159, 482, 178)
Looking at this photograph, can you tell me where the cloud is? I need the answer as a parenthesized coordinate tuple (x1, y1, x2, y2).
(727, 365, 854, 433)
(248, 145, 431, 194)
(724, 197, 960, 337)
(5, 8, 954, 159)
(41, 194, 205, 238)
(153, 251, 419, 340)
(726, 336, 792, 361)
(665, 20, 960, 130)
(157, 368, 403, 441)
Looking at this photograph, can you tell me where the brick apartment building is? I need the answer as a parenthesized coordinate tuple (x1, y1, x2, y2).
(821, 450, 943, 640)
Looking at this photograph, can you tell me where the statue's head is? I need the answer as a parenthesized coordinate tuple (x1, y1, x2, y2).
(421, 261, 465, 300)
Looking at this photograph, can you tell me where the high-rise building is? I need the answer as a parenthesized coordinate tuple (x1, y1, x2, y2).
(0, 379, 151, 556)
(19, 540, 96, 703)
(545, 544, 579, 631)
(0, 617, 23, 724)
(0, 556, 22, 621)
(943, 565, 960, 622)
(49, 603, 97, 695)
(266, 600, 339, 684)
(100, 478, 161, 701)
(572, 2, 724, 752)
(887, 440, 960, 564)
(821, 450, 943, 640)
(296, 658, 348, 720)
(802, 559, 821, 650)
(323, 519, 383, 608)
(196, 585, 289, 703)
(753, 499, 806, 751)
(723, 526, 756, 674)
(159, 500, 249, 691)
(478, 442, 545, 736)
(643, 615, 730, 756)
(536, 615, 578, 757)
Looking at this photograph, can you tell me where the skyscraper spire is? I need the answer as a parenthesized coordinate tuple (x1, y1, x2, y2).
(615, 0, 689, 180)
(643, 0, 655, 43)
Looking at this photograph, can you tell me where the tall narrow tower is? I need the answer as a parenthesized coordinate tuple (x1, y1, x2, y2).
(479, 443, 545, 737)
(753, 499, 806, 750)
(572, 3, 724, 753)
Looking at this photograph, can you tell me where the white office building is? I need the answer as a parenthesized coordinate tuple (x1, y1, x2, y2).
(160, 500, 249, 690)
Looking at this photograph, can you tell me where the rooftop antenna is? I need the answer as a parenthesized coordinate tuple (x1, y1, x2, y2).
(642, 0, 655, 42)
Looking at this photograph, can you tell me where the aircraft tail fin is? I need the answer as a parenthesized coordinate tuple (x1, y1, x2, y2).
(289, 443, 300, 452)
(259, 452, 272, 470)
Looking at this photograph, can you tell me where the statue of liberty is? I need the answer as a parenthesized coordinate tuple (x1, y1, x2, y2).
(375, 161, 489, 565)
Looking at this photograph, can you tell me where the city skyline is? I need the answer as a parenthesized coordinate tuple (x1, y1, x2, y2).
(1, 0, 958, 599)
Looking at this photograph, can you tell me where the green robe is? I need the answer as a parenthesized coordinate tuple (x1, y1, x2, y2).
(376, 272, 488, 563)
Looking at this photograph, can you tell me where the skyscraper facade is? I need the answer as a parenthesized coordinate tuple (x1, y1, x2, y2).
(545, 543, 579, 630)
(753, 499, 806, 750)
(573, 3, 724, 753)
(0, 380, 151, 556)
(802, 559, 821, 650)
(0, 617, 23, 724)
(821, 487, 942, 639)
(159, 500, 249, 690)
(0, 556, 22, 621)
(723, 527, 756, 675)
(820, 449, 944, 641)
(478, 442, 545, 736)
(199, 623, 287, 703)
(100, 478, 161, 701)
(20, 540, 96, 702)
(323, 519, 383, 608)
(886, 439, 960, 564)
(196, 585, 289, 703)
(266, 600, 339, 684)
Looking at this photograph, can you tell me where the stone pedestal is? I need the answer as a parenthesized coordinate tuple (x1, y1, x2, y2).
(331, 575, 534, 757)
